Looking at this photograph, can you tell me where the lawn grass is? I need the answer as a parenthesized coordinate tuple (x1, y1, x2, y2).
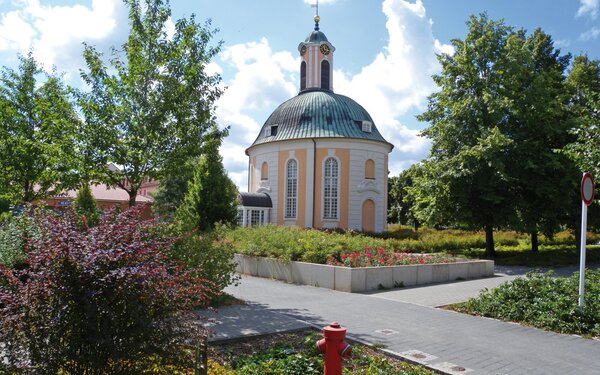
(226, 224, 600, 267)
(448, 270, 600, 338)
(208, 330, 436, 374)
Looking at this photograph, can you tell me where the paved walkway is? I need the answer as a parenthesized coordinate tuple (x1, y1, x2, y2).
(203, 266, 600, 375)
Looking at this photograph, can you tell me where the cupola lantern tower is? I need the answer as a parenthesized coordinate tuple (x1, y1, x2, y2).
(298, 14, 335, 92)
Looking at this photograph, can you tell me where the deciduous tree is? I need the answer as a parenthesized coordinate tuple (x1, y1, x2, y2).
(565, 55, 600, 177)
(388, 165, 420, 229)
(78, 0, 224, 207)
(415, 14, 517, 257)
(503, 29, 577, 252)
(0, 54, 79, 204)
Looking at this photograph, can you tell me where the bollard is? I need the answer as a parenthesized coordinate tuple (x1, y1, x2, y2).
(316, 321, 352, 375)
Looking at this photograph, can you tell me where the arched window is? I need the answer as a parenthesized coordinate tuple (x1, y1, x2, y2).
(365, 159, 375, 179)
(261, 162, 268, 180)
(285, 159, 298, 218)
(300, 61, 307, 91)
(323, 157, 339, 219)
(321, 60, 330, 90)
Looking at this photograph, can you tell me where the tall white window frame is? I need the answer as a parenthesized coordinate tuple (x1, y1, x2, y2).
(285, 159, 298, 219)
(323, 157, 339, 220)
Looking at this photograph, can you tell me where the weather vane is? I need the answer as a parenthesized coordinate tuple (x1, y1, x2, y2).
(311, 0, 320, 30)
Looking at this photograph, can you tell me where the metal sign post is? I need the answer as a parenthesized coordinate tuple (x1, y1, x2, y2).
(579, 172, 594, 308)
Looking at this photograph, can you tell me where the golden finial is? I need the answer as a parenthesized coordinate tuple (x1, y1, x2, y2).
(312, 0, 320, 30)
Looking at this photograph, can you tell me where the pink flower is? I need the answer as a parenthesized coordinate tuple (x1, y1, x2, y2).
(377, 247, 385, 256)
(418, 258, 424, 263)
(341, 254, 348, 259)
(365, 252, 372, 258)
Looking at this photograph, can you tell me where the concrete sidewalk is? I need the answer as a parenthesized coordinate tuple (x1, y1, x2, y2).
(202, 266, 600, 375)
(202, 303, 309, 342)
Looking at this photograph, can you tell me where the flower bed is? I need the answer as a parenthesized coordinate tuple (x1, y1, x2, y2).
(326, 246, 454, 267)
(234, 254, 494, 292)
(209, 331, 436, 374)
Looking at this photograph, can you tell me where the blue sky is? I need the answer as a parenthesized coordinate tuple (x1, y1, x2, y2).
(1, 0, 599, 190)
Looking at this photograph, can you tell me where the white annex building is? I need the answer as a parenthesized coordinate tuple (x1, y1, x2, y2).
(238, 15, 393, 232)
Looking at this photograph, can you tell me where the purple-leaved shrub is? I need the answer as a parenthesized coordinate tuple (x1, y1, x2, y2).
(0, 205, 215, 374)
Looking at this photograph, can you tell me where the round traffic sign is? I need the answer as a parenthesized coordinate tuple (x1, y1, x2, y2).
(581, 172, 595, 206)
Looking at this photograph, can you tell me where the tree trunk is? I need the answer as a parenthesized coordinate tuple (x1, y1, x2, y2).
(484, 225, 495, 258)
(128, 189, 137, 207)
(531, 231, 539, 253)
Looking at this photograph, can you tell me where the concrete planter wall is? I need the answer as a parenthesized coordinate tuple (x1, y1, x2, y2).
(234, 254, 494, 292)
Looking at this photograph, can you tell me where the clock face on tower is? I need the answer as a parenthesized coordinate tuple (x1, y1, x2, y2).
(319, 44, 330, 55)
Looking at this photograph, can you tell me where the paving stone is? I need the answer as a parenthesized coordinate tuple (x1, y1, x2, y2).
(218, 265, 600, 375)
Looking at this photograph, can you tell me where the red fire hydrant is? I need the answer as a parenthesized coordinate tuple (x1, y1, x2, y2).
(316, 321, 352, 375)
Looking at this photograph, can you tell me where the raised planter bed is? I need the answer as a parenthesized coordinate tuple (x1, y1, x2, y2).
(234, 254, 494, 292)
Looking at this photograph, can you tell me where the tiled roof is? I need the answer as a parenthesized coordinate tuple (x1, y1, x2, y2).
(51, 184, 153, 203)
(248, 89, 392, 150)
(238, 192, 272, 208)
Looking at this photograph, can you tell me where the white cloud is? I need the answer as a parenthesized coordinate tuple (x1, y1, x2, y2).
(0, 0, 128, 76)
(219, 38, 298, 112)
(580, 26, 600, 40)
(334, 0, 449, 175)
(576, 0, 599, 19)
(554, 39, 571, 48)
(215, 38, 299, 186)
(0, 9, 36, 51)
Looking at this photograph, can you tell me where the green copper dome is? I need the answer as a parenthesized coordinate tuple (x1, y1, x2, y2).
(305, 30, 328, 43)
(248, 89, 392, 150)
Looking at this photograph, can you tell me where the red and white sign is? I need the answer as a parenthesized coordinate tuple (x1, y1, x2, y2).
(579, 172, 595, 307)
(581, 172, 595, 206)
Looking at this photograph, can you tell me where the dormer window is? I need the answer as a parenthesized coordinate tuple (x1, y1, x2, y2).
(362, 121, 373, 133)
(264, 125, 278, 137)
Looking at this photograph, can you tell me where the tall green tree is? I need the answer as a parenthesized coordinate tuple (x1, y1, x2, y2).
(388, 165, 420, 229)
(565, 55, 600, 177)
(415, 14, 517, 258)
(0, 54, 80, 204)
(175, 136, 238, 232)
(503, 29, 577, 252)
(78, 0, 224, 207)
(564, 55, 600, 246)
